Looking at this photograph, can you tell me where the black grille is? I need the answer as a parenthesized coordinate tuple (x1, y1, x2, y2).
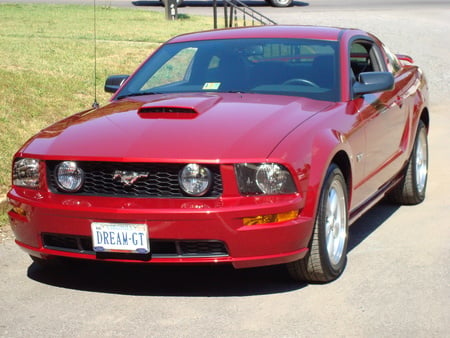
(46, 161, 223, 198)
(180, 241, 228, 256)
(42, 233, 228, 258)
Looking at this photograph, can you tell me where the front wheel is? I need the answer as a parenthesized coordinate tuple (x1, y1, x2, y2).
(287, 164, 349, 283)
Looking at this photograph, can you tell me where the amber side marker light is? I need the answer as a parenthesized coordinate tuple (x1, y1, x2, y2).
(243, 210, 299, 226)
(12, 206, 26, 217)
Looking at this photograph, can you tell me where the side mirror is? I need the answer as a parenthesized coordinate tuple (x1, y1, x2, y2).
(104, 75, 129, 93)
(353, 72, 394, 96)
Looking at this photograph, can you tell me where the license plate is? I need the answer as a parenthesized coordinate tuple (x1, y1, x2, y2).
(91, 222, 150, 254)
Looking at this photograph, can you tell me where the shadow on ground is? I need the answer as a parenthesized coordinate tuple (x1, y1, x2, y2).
(28, 260, 305, 296)
(348, 201, 400, 252)
(27, 201, 399, 296)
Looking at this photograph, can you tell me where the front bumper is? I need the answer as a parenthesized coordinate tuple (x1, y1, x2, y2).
(8, 188, 313, 269)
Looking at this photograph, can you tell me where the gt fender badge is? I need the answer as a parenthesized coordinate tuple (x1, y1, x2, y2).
(113, 170, 149, 186)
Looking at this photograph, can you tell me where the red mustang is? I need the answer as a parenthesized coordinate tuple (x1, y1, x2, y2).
(8, 25, 429, 283)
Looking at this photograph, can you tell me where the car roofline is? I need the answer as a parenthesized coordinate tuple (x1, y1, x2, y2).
(167, 25, 364, 44)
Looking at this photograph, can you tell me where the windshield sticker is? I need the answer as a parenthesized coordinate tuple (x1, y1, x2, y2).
(203, 82, 221, 90)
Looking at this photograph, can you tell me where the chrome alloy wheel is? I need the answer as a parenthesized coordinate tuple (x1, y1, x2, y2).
(386, 120, 428, 205)
(325, 180, 347, 267)
(269, 0, 293, 7)
(415, 129, 428, 195)
(287, 164, 348, 283)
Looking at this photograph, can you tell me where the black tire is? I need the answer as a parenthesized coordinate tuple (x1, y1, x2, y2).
(388, 120, 428, 205)
(160, 0, 184, 7)
(287, 164, 349, 283)
(269, 0, 293, 7)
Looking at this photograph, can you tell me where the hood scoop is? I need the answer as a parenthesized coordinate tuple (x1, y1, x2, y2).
(137, 94, 222, 119)
(138, 106, 198, 119)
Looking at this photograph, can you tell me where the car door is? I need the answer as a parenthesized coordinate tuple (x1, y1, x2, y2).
(351, 39, 409, 196)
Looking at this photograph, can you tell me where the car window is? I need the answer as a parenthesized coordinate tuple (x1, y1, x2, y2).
(141, 47, 197, 91)
(350, 40, 386, 79)
(117, 38, 340, 102)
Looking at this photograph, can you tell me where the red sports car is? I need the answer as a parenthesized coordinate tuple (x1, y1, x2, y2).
(8, 25, 429, 283)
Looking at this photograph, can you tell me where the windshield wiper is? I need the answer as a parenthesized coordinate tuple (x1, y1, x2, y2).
(116, 91, 161, 100)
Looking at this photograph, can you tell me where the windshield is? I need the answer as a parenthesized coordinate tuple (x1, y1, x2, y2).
(117, 38, 340, 102)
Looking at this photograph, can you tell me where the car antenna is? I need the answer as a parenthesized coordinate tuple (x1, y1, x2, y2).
(92, 0, 100, 109)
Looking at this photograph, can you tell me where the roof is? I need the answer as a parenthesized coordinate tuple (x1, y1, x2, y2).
(167, 25, 356, 44)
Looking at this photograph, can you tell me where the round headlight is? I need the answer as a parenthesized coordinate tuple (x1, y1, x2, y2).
(256, 163, 291, 195)
(55, 161, 84, 192)
(179, 164, 212, 197)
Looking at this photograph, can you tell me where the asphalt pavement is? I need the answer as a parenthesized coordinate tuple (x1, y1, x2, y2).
(0, 1, 449, 337)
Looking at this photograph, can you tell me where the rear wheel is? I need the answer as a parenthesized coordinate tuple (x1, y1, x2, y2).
(268, 0, 293, 7)
(388, 120, 428, 205)
(160, 0, 184, 7)
(287, 164, 349, 283)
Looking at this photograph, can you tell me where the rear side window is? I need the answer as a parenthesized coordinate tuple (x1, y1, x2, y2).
(350, 40, 386, 78)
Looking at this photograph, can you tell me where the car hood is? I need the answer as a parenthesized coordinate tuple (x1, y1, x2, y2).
(21, 93, 333, 161)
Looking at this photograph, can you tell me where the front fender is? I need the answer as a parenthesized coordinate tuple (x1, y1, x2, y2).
(303, 129, 352, 219)
(271, 122, 353, 221)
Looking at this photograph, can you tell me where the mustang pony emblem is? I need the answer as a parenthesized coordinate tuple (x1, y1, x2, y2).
(113, 170, 149, 186)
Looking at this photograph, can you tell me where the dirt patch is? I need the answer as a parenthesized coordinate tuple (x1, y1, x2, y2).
(0, 224, 14, 244)
(0, 195, 13, 243)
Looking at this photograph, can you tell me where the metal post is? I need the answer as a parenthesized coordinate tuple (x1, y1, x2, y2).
(224, 0, 228, 28)
(165, 0, 178, 21)
(213, 0, 217, 29)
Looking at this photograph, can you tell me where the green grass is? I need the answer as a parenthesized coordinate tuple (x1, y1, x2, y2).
(0, 3, 214, 226)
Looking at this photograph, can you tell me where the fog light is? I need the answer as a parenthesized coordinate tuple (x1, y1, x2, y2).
(243, 210, 299, 226)
(179, 164, 212, 197)
(55, 161, 84, 192)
